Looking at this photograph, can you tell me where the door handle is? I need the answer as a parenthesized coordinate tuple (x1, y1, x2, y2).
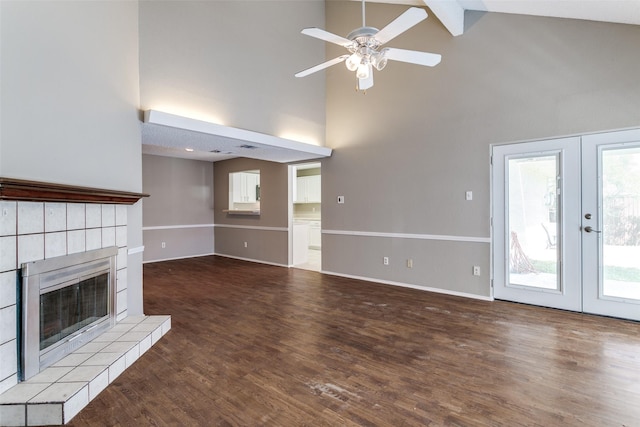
(584, 226, 601, 233)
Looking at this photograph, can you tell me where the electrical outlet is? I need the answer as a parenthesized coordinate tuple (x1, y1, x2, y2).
(244, 241, 248, 248)
(407, 259, 413, 268)
(473, 266, 481, 276)
(383, 256, 389, 265)
(161, 242, 166, 249)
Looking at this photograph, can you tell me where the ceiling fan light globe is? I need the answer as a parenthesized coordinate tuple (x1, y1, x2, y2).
(372, 54, 388, 71)
(356, 62, 370, 79)
(345, 53, 360, 71)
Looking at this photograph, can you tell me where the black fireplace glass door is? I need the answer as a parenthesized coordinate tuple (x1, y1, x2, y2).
(40, 273, 109, 350)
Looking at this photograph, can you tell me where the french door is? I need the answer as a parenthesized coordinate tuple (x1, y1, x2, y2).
(493, 129, 640, 321)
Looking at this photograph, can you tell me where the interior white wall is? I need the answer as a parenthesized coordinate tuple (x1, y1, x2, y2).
(0, 1, 144, 314)
(0, 1, 141, 192)
(127, 202, 144, 315)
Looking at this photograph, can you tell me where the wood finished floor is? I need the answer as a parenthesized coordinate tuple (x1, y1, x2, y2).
(69, 256, 640, 426)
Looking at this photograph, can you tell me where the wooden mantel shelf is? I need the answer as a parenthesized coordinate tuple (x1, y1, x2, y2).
(0, 178, 149, 205)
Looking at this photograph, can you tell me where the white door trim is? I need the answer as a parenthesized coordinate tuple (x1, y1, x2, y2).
(492, 137, 582, 311)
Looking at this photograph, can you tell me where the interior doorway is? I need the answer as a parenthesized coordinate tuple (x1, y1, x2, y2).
(492, 128, 640, 321)
(290, 162, 322, 271)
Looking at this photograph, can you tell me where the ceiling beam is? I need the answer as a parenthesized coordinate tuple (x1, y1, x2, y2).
(350, 0, 465, 36)
(422, 0, 465, 36)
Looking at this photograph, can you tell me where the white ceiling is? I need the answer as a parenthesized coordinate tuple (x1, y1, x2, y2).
(142, 0, 640, 163)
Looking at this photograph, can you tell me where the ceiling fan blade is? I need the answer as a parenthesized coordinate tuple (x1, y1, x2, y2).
(375, 7, 427, 46)
(295, 55, 350, 78)
(301, 28, 353, 47)
(358, 67, 374, 91)
(383, 48, 441, 67)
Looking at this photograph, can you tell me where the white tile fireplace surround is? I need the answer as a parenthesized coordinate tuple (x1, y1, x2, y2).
(0, 197, 170, 425)
(0, 201, 130, 393)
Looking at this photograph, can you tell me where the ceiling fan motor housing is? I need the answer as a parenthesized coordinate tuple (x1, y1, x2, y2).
(347, 26, 380, 47)
(347, 27, 387, 71)
(346, 27, 388, 71)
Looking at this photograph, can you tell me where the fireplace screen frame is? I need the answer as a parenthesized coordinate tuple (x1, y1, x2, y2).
(20, 246, 118, 381)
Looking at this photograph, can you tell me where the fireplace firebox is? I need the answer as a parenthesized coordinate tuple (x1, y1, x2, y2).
(20, 247, 118, 381)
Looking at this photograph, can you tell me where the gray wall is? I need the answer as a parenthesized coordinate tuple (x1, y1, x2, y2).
(214, 158, 289, 265)
(138, 0, 326, 146)
(322, 3, 640, 297)
(0, 1, 145, 314)
(9, 0, 634, 306)
(142, 154, 215, 262)
(138, 0, 326, 267)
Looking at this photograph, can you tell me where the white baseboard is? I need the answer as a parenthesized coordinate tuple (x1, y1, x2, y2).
(320, 270, 494, 302)
(212, 253, 289, 268)
(142, 252, 215, 264)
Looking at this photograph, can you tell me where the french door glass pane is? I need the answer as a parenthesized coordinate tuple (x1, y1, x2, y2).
(601, 147, 640, 301)
(508, 155, 559, 290)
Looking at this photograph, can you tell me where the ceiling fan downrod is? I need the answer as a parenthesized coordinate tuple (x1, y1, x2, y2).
(362, 0, 366, 27)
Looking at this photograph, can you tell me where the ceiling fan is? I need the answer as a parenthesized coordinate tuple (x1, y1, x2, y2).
(295, 0, 441, 91)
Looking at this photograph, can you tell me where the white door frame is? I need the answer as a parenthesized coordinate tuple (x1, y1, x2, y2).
(582, 128, 640, 321)
(492, 128, 640, 321)
(492, 137, 582, 311)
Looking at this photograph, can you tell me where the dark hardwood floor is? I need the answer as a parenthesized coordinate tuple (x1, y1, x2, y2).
(69, 256, 640, 426)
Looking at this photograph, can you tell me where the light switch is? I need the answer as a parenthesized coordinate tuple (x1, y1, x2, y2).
(465, 191, 473, 201)
(337, 196, 345, 204)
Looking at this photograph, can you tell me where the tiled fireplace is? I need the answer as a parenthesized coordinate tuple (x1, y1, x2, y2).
(0, 201, 131, 393)
(0, 179, 169, 426)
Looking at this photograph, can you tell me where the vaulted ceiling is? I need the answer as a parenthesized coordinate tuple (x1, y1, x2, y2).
(142, 0, 640, 163)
